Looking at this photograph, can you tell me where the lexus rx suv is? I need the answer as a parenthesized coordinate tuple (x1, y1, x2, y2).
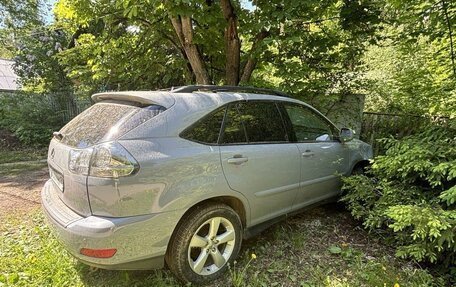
(41, 85, 372, 284)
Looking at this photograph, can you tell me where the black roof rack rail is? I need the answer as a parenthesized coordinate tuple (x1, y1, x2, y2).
(169, 85, 289, 97)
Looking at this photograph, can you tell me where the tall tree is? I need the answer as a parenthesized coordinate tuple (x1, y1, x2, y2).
(49, 0, 381, 105)
(385, 0, 456, 77)
(359, 0, 456, 117)
(0, 0, 44, 58)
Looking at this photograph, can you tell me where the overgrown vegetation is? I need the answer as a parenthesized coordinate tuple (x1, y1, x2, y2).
(0, 92, 87, 147)
(0, 0, 455, 282)
(0, 207, 443, 287)
(342, 125, 456, 277)
(0, 92, 64, 147)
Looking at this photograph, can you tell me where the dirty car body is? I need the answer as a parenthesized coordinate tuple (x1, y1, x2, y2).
(41, 86, 372, 283)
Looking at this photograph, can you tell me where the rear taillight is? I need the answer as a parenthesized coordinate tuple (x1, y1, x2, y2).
(69, 148, 93, 175)
(68, 142, 138, 178)
(90, 142, 138, 178)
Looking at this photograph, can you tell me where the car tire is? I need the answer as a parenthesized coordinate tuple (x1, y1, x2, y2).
(351, 165, 366, 175)
(165, 203, 242, 285)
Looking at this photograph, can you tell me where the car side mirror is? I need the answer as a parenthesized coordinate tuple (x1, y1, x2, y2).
(340, 128, 354, 142)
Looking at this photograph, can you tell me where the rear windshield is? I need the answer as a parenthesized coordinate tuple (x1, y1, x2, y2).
(59, 102, 165, 148)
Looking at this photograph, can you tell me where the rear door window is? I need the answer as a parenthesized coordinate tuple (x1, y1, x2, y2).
(221, 101, 288, 144)
(60, 102, 165, 148)
(220, 104, 248, 144)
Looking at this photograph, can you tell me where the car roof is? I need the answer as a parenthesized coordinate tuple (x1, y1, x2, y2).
(92, 90, 305, 110)
(96, 88, 340, 139)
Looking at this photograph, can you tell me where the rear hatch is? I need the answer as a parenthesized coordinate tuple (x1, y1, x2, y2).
(48, 100, 166, 216)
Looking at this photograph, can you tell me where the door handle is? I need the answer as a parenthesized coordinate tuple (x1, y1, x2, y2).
(302, 150, 315, 157)
(227, 155, 248, 165)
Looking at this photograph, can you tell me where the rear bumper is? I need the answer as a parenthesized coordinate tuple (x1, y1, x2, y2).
(41, 179, 181, 270)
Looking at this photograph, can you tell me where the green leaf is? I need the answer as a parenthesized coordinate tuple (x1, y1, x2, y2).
(328, 245, 342, 254)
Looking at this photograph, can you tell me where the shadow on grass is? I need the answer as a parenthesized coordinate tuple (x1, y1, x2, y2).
(73, 203, 378, 287)
(74, 262, 181, 287)
(0, 161, 48, 184)
(0, 148, 47, 164)
(1, 204, 441, 287)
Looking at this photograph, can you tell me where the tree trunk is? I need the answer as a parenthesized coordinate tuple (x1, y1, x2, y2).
(220, 0, 240, 86)
(158, 31, 195, 82)
(170, 16, 211, 85)
(240, 30, 270, 84)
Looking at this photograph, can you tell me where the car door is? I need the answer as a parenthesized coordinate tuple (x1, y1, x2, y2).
(219, 101, 301, 226)
(280, 103, 350, 210)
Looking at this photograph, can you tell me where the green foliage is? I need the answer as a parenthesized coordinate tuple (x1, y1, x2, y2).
(373, 126, 456, 187)
(48, 0, 382, 101)
(247, 0, 382, 114)
(53, 0, 225, 90)
(0, 92, 64, 147)
(362, 0, 456, 118)
(13, 25, 74, 93)
(342, 125, 456, 266)
(1, 0, 77, 99)
(228, 253, 257, 287)
(387, 205, 456, 263)
(362, 35, 456, 117)
(0, 0, 43, 30)
(0, 208, 440, 287)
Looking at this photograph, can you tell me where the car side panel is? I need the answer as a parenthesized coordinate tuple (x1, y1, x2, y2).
(346, 139, 373, 172)
(219, 143, 301, 226)
(292, 141, 349, 210)
(87, 138, 250, 223)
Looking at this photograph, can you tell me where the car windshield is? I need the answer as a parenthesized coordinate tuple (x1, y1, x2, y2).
(59, 102, 165, 148)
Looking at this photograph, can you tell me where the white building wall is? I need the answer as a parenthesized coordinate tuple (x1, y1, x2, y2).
(0, 58, 19, 92)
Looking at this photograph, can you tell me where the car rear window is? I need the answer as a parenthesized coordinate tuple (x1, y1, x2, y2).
(59, 102, 165, 148)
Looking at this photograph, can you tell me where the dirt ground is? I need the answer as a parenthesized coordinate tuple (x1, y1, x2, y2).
(0, 166, 48, 219)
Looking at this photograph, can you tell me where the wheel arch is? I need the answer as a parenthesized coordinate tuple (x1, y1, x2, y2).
(165, 195, 248, 254)
(350, 160, 371, 174)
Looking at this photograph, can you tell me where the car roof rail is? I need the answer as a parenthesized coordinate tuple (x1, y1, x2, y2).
(169, 85, 290, 97)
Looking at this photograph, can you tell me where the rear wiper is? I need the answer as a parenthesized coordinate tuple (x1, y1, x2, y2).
(53, 131, 64, 141)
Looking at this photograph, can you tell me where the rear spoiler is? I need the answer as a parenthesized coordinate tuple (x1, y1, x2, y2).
(92, 92, 175, 108)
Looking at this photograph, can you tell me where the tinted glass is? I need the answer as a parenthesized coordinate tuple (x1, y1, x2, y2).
(221, 101, 287, 144)
(240, 101, 287, 143)
(60, 103, 165, 148)
(221, 104, 248, 144)
(181, 107, 226, 144)
(284, 104, 334, 142)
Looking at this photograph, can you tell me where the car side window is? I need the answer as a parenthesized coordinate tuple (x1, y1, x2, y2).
(180, 107, 226, 144)
(284, 104, 335, 142)
(221, 101, 288, 144)
(220, 103, 248, 144)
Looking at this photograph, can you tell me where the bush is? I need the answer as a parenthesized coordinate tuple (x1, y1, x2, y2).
(0, 92, 65, 147)
(341, 126, 456, 267)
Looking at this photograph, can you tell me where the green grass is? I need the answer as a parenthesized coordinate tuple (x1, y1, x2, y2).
(0, 207, 445, 287)
(0, 149, 47, 165)
(0, 212, 180, 287)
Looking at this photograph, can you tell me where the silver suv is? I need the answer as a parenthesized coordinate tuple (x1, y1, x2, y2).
(42, 86, 372, 284)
